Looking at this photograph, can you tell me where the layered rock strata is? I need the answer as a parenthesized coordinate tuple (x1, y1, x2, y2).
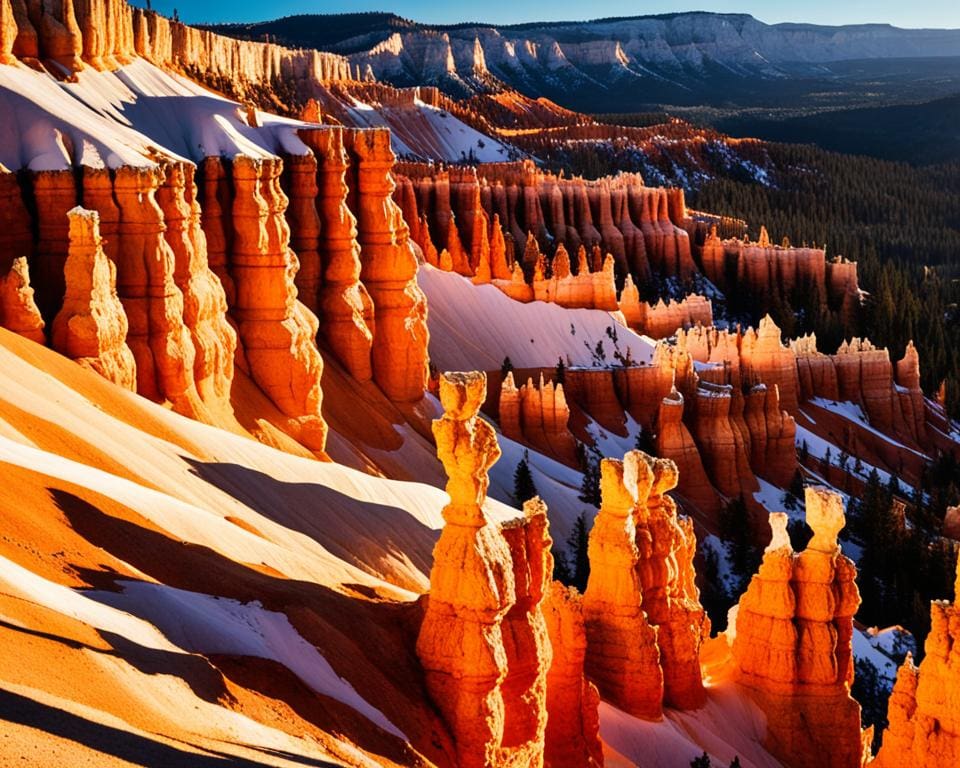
(499, 372, 578, 465)
(343, 128, 428, 402)
(51, 207, 136, 389)
(731, 489, 865, 768)
(417, 371, 549, 768)
(542, 583, 603, 768)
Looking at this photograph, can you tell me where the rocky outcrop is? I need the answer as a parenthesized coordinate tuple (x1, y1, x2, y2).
(228, 155, 327, 450)
(731, 490, 865, 768)
(300, 127, 375, 382)
(500, 500, 552, 767)
(343, 128, 428, 402)
(499, 372, 577, 465)
(542, 583, 603, 768)
(111, 165, 203, 415)
(619, 283, 713, 339)
(51, 207, 136, 389)
(0, 257, 45, 344)
(156, 160, 236, 410)
(740, 315, 801, 414)
(398, 163, 698, 284)
(656, 388, 721, 518)
(417, 371, 548, 768)
(743, 383, 798, 487)
(689, 382, 758, 500)
(612, 343, 676, 428)
(583, 451, 664, 720)
(634, 457, 709, 709)
(873, 554, 960, 767)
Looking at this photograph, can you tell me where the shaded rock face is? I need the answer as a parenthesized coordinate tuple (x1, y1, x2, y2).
(51, 206, 136, 389)
(873, 556, 960, 767)
(499, 372, 577, 465)
(634, 458, 709, 709)
(656, 387, 721, 517)
(582, 451, 663, 720)
(731, 490, 865, 768)
(542, 583, 603, 768)
(343, 128, 429, 402)
(697, 226, 860, 318)
(227, 155, 327, 451)
(396, 162, 694, 287)
(417, 371, 549, 768)
(0, 257, 45, 344)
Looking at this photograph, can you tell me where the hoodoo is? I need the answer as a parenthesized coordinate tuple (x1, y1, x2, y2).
(343, 128, 429, 402)
(872, 554, 960, 766)
(229, 155, 328, 450)
(417, 371, 549, 768)
(582, 451, 665, 719)
(51, 207, 136, 390)
(731, 489, 865, 768)
(0, 257, 45, 345)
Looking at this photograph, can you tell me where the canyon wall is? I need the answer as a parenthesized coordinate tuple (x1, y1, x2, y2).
(3, 0, 354, 95)
(499, 372, 578, 465)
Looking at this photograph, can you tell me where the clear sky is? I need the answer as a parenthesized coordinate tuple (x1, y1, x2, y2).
(138, 0, 960, 29)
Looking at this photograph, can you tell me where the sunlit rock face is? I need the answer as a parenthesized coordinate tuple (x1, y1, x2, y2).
(731, 489, 866, 768)
(342, 128, 429, 403)
(873, 556, 960, 767)
(417, 371, 550, 768)
(51, 207, 136, 390)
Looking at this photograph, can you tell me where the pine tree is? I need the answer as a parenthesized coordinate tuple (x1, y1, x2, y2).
(501, 356, 514, 378)
(721, 496, 760, 596)
(690, 752, 712, 768)
(513, 451, 538, 506)
(579, 454, 601, 508)
(567, 513, 591, 592)
(555, 357, 566, 386)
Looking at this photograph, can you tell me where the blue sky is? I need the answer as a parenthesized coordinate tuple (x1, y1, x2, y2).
(140, 0, 960, 28)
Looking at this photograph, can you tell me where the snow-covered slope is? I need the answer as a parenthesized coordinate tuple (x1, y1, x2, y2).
(418, 264, 654, 371)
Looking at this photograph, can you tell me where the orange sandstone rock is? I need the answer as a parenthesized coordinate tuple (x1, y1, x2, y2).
(229, 155, 327, 450)
(499, 372, 577, 465)
(542, 583, 603, 768)
(112, 165, 202, 415)
(301, 127, 375, 382)
(731, 489, 866, 768)
(500, 499, 552, 767)
(634, 456, 709, 709)
(343, 128, 428, 402)
(740, 315, 801, 414)
(583, 452, 663, 720)
(418, 371, 547, 768)
(156, 160, 236, 410)
(0, 257, 45, 344)
(690, 381, 758, 500)
(51, 207, 135, 389)
(872, 553, 960, 767)
(655, 387, 721, 519)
